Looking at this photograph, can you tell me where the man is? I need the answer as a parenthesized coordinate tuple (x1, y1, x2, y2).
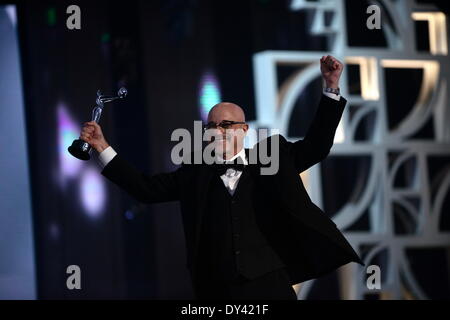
(80, 55, 364, 300)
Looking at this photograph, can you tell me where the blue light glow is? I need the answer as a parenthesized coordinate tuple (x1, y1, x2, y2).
(199, 71, 221, 122)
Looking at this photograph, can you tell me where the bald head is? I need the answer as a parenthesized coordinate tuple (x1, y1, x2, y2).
(206, 102, 248, 160)
(207, 102, 246, 123)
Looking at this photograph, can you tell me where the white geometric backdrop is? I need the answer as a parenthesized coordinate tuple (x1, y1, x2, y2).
(250, 0, 450, 299)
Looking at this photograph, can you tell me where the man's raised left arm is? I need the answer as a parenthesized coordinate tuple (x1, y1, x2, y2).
(285, 55, 347, 173)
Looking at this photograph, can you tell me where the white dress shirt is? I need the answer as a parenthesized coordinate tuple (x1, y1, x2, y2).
(98, 92, 340, 194)
(215, 147, 248, 196)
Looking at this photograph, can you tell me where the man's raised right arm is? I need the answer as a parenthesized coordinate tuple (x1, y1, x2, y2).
(80, 121, 181, 204)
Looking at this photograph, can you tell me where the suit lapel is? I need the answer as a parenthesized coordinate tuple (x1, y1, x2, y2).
(193, 163, 215, 251)
(192, 148, 261, 252)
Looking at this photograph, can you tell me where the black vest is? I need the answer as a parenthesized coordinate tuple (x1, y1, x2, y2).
(195, 166, 285, 284)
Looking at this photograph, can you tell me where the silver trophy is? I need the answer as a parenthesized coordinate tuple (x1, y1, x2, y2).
(68, 87, 127, 160)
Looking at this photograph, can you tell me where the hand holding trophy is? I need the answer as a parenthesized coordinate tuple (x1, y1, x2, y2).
(68, 87, 127, 160)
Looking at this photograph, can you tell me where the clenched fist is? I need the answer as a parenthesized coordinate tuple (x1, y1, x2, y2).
(80, 121, 110, 153)
(320, 55, 343, 89)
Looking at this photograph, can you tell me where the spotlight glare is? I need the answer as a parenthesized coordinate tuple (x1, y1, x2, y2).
(199, 71, 221, 122)
(80, 167, 106, 219)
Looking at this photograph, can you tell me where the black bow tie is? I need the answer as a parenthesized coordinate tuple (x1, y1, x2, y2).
(212, 162, 246, 176)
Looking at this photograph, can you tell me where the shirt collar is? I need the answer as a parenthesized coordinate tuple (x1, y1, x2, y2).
(216, 147, 248, 165)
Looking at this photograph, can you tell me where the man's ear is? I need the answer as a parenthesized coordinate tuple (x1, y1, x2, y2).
(243, 124, 249, 132)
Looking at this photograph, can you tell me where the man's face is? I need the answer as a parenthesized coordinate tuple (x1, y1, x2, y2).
(206, 103, 248, 157)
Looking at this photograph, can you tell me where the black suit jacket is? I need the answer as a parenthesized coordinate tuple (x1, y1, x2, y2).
(101, 94, 364, 285)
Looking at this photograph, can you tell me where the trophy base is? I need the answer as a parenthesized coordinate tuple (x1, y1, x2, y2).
(68, 139, 92, 160)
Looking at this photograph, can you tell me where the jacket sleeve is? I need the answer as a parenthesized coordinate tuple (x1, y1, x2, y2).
(284, 94, 347, 173)
(100, 154, 183, 204)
